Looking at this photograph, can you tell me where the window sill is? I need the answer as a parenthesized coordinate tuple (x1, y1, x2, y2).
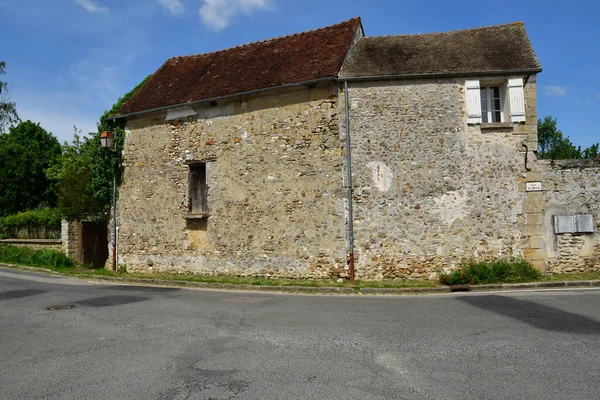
(480, 122, 514, 130)
(185, 212, 209, 220)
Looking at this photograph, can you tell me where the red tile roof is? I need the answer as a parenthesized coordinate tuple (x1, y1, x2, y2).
(116, 18, 362, 117)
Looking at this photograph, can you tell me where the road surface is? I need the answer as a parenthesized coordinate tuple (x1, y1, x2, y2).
(1, 267, 599, 399)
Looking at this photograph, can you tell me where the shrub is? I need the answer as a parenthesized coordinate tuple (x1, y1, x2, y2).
(0, 208, 61, 239)
(439, 269, 473, 285)
(439, 258, 541, 285)
(0, 243, 74, 269)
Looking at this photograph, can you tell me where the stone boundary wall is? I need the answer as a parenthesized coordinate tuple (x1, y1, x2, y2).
(0, 239, 63, 252)
(61, 220, 79, 261)
(540, 159, 600, 273)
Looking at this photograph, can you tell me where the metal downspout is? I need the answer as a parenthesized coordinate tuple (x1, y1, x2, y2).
(344, 80, 355, 284)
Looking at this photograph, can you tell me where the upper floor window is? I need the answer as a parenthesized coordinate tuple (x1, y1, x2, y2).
(466, 77, 526, 125)
(480, 86, 502, 123)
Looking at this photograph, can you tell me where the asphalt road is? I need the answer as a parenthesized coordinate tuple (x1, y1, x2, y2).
(1, 267, 599, 400)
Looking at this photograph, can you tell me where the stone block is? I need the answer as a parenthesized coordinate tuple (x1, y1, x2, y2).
(526, 171, 542, 182)
(530, 260, 546, 271)
(527, 191, 544, 204)
(522, 224, 544, 237)
(529, 236, 545, 249)
(524, 248, 546, 261)
(522, 202, 543, 214)
(526, 213, 543, 225)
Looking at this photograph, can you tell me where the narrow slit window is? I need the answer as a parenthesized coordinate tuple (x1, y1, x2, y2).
(189, 163, 208, 214)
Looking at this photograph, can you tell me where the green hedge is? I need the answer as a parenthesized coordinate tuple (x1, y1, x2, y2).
(0, 209, 61, 239)
(0, 243, 74, 269)
(440, 258, 542, 285)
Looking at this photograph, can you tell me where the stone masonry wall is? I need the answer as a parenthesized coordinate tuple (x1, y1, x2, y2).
(61, 219, 79, 261)
(540, 159, 600, 273)
(118, 83, 347, 277)
(343, 76, 538, 279)
(0, 240, 63, 252)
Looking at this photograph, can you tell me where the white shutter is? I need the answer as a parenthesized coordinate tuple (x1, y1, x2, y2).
(508, 77, 526, 122)
(465, 80, 482, 124)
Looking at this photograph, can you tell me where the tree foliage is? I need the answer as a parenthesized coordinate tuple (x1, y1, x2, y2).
(0, 61, 19, 133)
(48, 76, 150, 221)
(46, 128, 104, 221)
(89, 75, 150, 215)
(0, 208, 61, 239)
(0, 120, 61, 216)
(537, 116, 599, 160)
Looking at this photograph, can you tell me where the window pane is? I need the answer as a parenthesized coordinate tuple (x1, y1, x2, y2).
(480, 88, 488, 123)
(493, 98, 501, 112)
(492, 111, 501, 123)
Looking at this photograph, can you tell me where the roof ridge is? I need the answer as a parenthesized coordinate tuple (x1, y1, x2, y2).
(168, 17, 361, 62)
(364, 22, 525, 39)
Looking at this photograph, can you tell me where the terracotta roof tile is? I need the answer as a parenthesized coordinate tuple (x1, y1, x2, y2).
(340, 22, 541, 78)
(117, 18, 362, 116)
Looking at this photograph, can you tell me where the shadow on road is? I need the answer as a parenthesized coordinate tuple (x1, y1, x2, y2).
(102, 285, 180, 293)
(460, 295, 600, 334)
(75, 295, 148, 308)
(0, 289, 46, 301)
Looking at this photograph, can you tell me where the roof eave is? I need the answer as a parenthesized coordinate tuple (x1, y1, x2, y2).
(111, 76, 338, 120)
(340, 68, 542, 82)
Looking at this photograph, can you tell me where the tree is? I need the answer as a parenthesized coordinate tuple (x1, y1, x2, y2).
(46, 76, 151, 222)
(0, 61, 19, 133)
(46, 128, 104, 221)
(537, 116, 599, 160)
(582, 143, 599, 159)
(0, 121, 61, 215)
(90, 75, 150, 215)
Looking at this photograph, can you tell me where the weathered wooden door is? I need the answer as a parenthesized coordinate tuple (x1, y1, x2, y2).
(76, 221, 108, 268)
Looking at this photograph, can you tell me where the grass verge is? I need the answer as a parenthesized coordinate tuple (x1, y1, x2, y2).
(2, 243, 599, 289)
(540, 272, 600, 281)
(0, 243, 74, 270)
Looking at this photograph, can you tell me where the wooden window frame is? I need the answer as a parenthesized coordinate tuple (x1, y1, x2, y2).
(188, 162, 208, 215)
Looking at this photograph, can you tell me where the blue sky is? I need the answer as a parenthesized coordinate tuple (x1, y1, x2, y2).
(0, 0, 598, 148)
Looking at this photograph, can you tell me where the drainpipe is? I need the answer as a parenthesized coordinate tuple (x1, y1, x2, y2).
(344, 80, 355, 284)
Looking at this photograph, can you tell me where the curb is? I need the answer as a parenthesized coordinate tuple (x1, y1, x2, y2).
(2, 263, 600, 295)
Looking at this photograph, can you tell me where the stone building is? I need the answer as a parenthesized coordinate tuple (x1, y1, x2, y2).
(112, 18, 599, 278)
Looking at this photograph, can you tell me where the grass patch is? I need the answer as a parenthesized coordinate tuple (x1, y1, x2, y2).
(44, 267, 441, 289)
(440, 258, 542, 285)
(111, 273, 442, 289)
(541, 272, 600, 281)
(2, 245, 598, 290)
(0, 243, 74, 270)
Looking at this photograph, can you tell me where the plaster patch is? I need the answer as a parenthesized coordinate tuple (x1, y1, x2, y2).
(432, 191, 467, 226)
(197, 103, 234, 119)
(166, 106, 197, 121)
(366, 161, 393, 192)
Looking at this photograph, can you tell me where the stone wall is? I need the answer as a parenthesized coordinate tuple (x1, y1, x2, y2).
(61, 220, 79, 261)
(0, 239, 63, 252)
(117, 76, 545, 279)
(342, 76, 538, 279)
(540, 159, 600, 272)
(118, 83, 348, 277)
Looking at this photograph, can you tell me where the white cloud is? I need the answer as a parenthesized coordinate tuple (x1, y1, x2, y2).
(74, 0, 109, 15)
(543, 85, 567, 97)
(199, 0, 272, 31)
(157, 0, 184, 15)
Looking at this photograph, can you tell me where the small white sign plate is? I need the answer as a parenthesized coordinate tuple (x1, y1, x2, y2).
(526, 182, 542, 192)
